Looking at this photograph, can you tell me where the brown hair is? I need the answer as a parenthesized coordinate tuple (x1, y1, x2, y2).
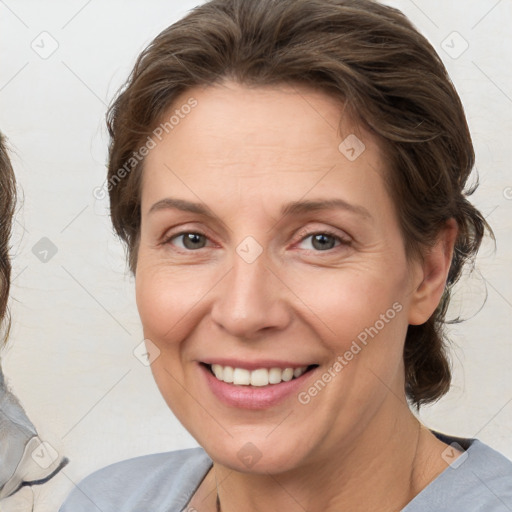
(106, 0, 492, 407)
(0, 132, 16, 346)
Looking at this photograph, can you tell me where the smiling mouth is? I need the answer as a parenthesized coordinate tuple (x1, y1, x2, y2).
(202, 363, 318, 386)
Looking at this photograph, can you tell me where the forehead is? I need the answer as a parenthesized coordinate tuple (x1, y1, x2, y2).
(151, 81, 370, 162)
(140, 82, 391, 220)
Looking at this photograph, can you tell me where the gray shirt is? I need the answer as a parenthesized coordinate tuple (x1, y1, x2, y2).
(0, 363, 68, 500)
(60, 432, 512, 512)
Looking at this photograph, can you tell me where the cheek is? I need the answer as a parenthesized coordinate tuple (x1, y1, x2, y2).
(135, 261, 216, 346)
(135, 266, 186, 343)
(287, 263, 411, 400)
(289, 265, 408, 344)
(134, 266, 200, 409)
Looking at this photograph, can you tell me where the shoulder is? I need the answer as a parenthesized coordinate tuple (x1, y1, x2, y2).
(59, 447, 212, 512)
(465, 438, 512, 508)
(404, 434, 512, 511)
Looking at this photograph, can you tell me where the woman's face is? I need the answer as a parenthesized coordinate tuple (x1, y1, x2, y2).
(136, 82, 425, 472)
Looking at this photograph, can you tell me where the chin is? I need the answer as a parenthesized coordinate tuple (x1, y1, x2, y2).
(200, 430, 315, 474)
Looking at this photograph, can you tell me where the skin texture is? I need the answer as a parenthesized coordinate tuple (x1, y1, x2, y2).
(135, 82, 459, 511)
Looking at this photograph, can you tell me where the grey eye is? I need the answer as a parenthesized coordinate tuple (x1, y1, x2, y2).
(175, 233, 208, 250)
(297, 233, 341, 251)
(310, 233, 337, 250)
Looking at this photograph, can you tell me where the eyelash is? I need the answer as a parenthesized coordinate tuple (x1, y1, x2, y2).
(161, 228, 350, 254)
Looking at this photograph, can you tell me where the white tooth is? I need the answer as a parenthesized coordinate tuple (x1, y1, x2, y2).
(293, 366, 306, 378)
(268, 367, 283, 384)
(212, 364, 307, 385)
(212, 364, 223, 380)
(282, 368, 294, 382)
(233, 368, 251, 385)
(222, 366, 234, 383)
(250, 368, 269, 387)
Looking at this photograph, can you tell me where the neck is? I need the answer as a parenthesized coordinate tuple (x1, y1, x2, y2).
(211, 395, 449, 512)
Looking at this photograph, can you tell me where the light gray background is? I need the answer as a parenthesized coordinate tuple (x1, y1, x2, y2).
(0, 0, 511, 510)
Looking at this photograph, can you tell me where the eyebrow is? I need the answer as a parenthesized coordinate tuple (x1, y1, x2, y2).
(280, 199, 372, 220)
(148, 197, 372, 221)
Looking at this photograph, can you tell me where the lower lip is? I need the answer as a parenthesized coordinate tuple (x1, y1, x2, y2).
(200, 363, 317, 410)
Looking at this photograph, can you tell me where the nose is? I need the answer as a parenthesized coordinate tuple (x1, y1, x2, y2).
(210, 248, 292, 340)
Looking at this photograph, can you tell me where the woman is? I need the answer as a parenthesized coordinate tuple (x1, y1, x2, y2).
(60, 0, 512, 510)
(0, 133, 68, 506)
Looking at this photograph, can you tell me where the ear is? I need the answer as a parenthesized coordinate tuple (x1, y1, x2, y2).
(408, 218, 458, 326)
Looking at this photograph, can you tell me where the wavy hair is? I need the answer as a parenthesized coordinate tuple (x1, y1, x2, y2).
(0, 133, 16, 346)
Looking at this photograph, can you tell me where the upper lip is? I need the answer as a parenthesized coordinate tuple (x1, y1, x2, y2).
(201, 359, 317, 371)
